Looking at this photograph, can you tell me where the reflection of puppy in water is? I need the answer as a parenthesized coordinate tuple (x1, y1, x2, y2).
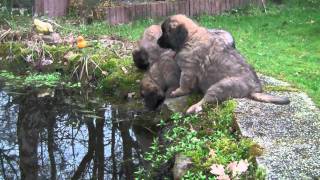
(133, 25, 235, 70)
(132, 25, 167, 70)
(158, 14, 289, 113)
(140, 50, 180, 110)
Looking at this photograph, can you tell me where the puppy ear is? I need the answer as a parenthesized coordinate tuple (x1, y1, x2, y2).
(132, 48, 149, 70)
(173, 25, 188, 50)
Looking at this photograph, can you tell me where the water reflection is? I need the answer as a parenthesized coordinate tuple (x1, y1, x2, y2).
(0, 86, 156, 179)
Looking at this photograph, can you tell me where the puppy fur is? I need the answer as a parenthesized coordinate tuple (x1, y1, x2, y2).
(140, 50, 180, 110)
(133, 24, 235, 70)
(158, 14, 289, 113)
(132, 25, 168, 70)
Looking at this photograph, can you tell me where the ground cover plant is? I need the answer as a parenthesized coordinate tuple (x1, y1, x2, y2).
(135, 101, 266, 179)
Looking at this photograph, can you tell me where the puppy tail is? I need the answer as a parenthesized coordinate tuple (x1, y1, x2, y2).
(249, 92, 290, 105)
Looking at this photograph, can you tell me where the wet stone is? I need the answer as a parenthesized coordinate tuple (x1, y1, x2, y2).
(235, 75, 320, 179)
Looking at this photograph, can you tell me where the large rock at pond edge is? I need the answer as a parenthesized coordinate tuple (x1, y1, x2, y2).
(156, 96, 189, 121)
(235, 75, 320, 179)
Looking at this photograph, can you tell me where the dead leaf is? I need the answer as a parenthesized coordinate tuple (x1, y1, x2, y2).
(237, 159, 249, 173)
(210, 164, 225, 176)
(121, 67, 128, 74)
(209, 149, 216, 158)
(217, 175, 230, 180)
(226, 161, 238, 172)
(128, 92, 135, 99)
(101, 71, 108, 76)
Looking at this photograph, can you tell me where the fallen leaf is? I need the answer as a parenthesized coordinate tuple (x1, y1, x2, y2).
(128, 92, 135, 99)
(101, 71, 108, 76)
(237, 159, 249, 173)
(209, 149, 216, 158)
(210, 164, 225, 176)
(217, 174, 230, 180)
(121, 67, 128, 74)
(41, 58, 53, 66)
(227, 161, 238, 172)
(25, 54, 33, 62)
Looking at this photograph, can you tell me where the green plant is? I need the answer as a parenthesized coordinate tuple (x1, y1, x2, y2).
(136, 101, 258, 179)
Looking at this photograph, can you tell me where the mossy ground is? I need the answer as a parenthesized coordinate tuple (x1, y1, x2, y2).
(136, 101, 266, 179)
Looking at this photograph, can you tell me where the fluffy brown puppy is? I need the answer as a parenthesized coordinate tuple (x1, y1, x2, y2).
(132, 25, 168, 70)
(208, 29, 235, 48)
(133, 25, 235, 70)
(157, 14, 289, 113)
(140, 50, 180, 110)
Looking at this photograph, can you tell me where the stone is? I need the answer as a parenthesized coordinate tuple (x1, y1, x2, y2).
(42, 32, 62, 45)
(173, 153, 193, 180)
(234, 75, 320, 179)
(162, 96, 189, 113)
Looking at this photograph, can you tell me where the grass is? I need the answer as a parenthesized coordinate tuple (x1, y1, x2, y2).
(196, 0, 320, 105)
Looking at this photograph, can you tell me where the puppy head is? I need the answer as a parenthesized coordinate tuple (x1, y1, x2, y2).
(140, 77, 165, 110)
(132, 47, 150, 70)
(157, 15, 190, 51)
(143, 25, 162, 42)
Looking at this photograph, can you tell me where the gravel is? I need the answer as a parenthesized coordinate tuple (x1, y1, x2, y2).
(235, 76, 320, 179)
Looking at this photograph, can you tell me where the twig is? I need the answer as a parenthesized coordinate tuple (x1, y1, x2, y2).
(3, 19, 11, 27)
(261, 0, 267, 13)
(0, 28, 11, 41)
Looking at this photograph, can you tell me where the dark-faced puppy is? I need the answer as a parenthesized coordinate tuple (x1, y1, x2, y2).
(132, 25, 168, 70)
(140, 50, 180, 110)
(158, 14, 289, 113)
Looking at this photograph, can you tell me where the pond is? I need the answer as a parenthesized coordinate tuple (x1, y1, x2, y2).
(0, 82, 158, 179)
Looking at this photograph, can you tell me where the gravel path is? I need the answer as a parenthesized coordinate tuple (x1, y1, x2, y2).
(235, 75, 320, 179)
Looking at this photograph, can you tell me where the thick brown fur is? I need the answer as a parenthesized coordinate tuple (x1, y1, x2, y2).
(133, 24, 235, 70)
(140, 50, 180, 110)
(157, 14, 289, 113)
(132, 25, 168, 70)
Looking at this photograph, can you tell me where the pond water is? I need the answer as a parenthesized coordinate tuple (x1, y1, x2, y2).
(0, 83, 157, 179)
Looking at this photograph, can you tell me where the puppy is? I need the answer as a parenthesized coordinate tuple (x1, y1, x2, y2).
(132, 25, 167, 70)
(140, 50, 180, 110)
(157, 14, 289, 113)
(133, 25, 235, 70)
(208, 29, 235, 48)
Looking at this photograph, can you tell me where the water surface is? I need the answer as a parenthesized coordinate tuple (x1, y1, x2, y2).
(0, 84, 156, 179)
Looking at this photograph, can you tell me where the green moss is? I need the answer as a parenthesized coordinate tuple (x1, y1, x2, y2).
(140, 101, 259, 178)
(0, 70, 62, 88)
(100, 58, 143, 95)
(263, 85, 300, 92)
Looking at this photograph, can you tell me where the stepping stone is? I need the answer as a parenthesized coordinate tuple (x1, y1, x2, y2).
(235, 75, 320, 179)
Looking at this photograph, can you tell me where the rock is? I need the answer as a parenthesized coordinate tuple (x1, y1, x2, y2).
(173, 153, 193, 180)
(162, 96, 189, 113)
(154, 96, 189, 123)
(42, 32, 62, 45)
(63, 51, 80, 62)
(234, 75, 320, 179)
(258, 74, 291, 87)
(33, 19, 54, 34)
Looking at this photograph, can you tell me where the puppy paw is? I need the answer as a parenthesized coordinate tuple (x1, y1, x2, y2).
(186, 103, 203, 114)
(170, 88, 189, 97)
